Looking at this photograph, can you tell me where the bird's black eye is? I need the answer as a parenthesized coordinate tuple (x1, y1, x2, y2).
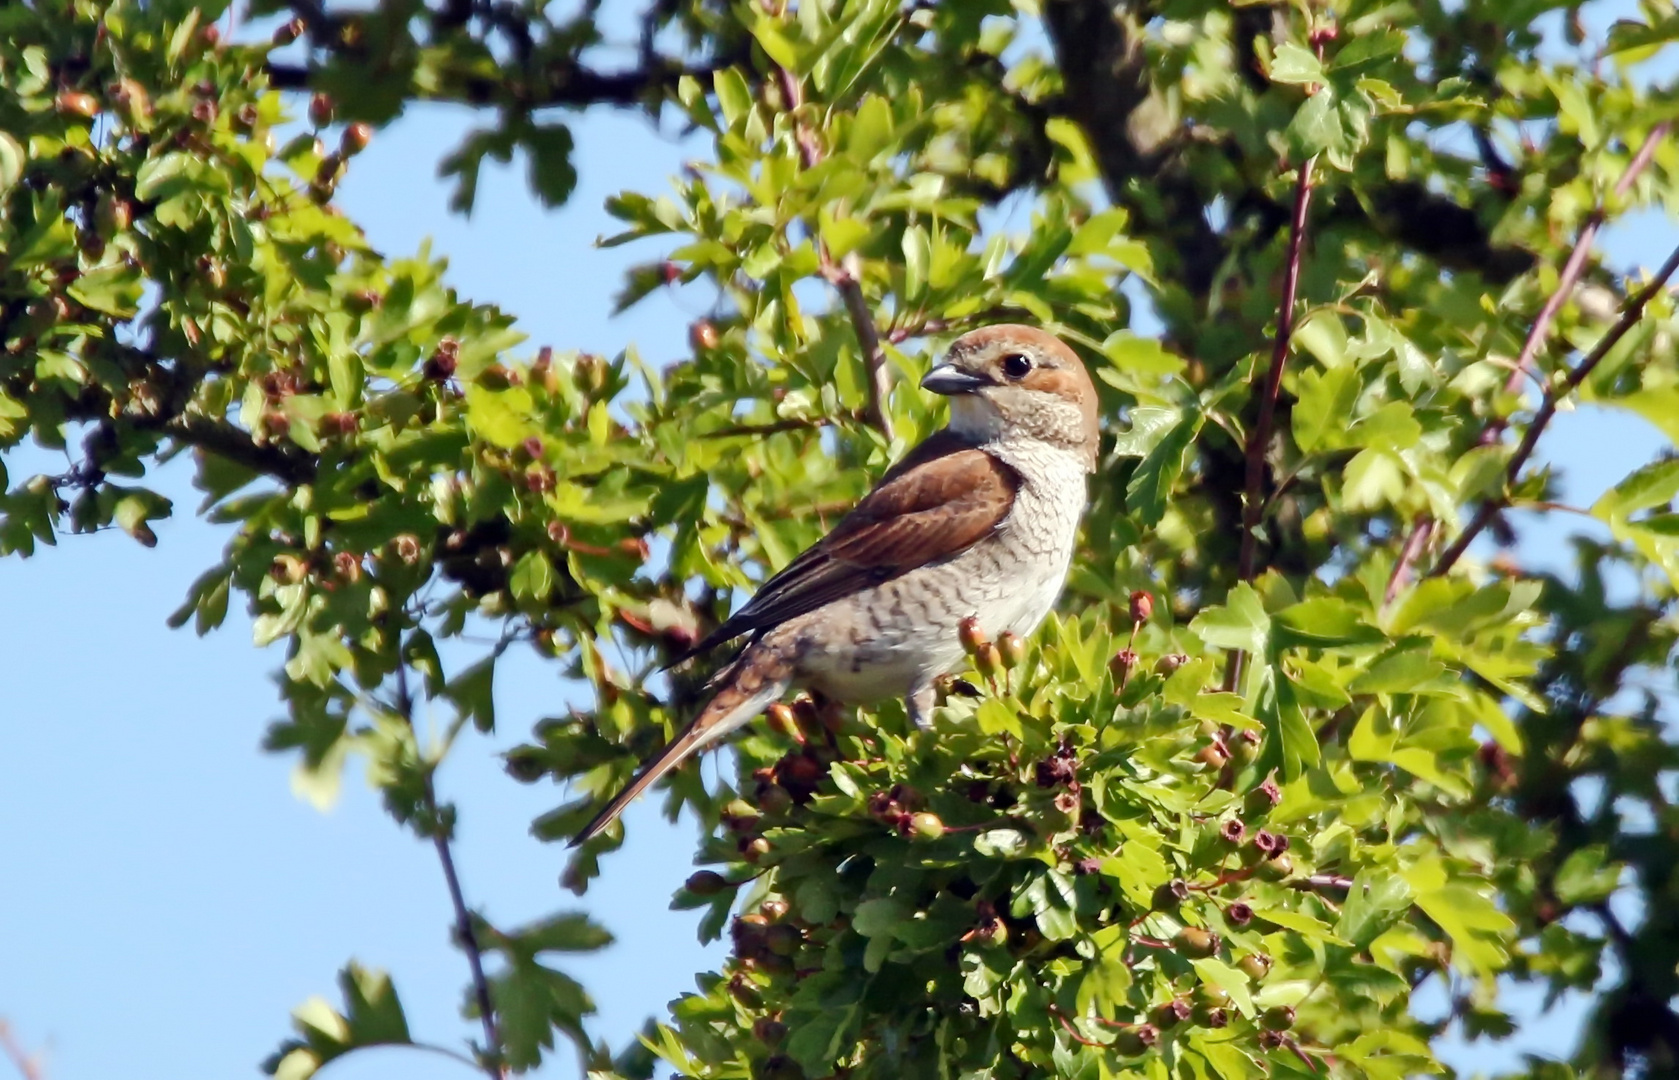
(1000, 353, 1032, 380)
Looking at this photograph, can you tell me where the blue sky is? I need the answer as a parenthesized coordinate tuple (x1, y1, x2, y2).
(3, 17, 1678, 1080)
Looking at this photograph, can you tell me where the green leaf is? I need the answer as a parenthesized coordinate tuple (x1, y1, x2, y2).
(1249, 906, 1352, 945)
(1270, 42, 1326, 85)
(0, 132, 23, 196)
(264, 963, 412, 1080)
(1293, 363, 1360, 452)
(1190, 582, 1269, 656)
(852, 897, 908, 938)
(68, 263, 144, 317)
(522, 123, 578, 208)
(1273, 596, 1384, 647)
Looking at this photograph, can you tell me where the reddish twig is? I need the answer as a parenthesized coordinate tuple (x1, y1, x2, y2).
(1389, 122, 1670, 595)
(776, 65, 893, 439)
(395, 665, 506, 1078)
(1050, 1007, 1108, 1048)
(1225, 153, 1317, 691)
(1431, 240, 1679, 576)
(0, 1021, 41, 1080)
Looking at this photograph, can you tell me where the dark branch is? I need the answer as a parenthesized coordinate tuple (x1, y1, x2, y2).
(396, 663, 506, 1078)
(265, 56, 733, 109)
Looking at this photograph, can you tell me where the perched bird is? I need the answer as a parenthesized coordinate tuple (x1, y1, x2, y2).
(572, 324, 1099, 845)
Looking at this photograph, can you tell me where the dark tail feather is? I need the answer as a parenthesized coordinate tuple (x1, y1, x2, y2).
(571, 646, 793, 846)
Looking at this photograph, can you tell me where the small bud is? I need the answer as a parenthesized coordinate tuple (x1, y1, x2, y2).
(1261, 1005, 1296, 1031)
(661, 260, 683, 284)
(1073, 856, 1102, 876)
(1129, 589, 1154, 624)
(315, 152, 344, 186)
(424, 342, 459, 380)
(341, 122, 373, 155)
(190, 98, 217, 124)
(476, 362, 513, 390)
(1173, 927, 1220, 959)
(1225, 901, 1254, 928)
(907, 812, 945, 841)
(332, 551, 362, 583)
(1111, 1023, 1159, 1056)
(1108, 648, 1138, 683)
(958, 615, 988, 655)
(1237, 952, 1273, 980)
(1251, 830, 1281, 856)
(200, 23, 221, 48)
(766, 702, 800, 739)
(759, 898, 789, 922)
(55, 91, 101, 119)
(1153, 652, 1189, 676)
(741, 836, 772, 863)
(686, 870, 729, 896)
(393, 534, 421, 564)
(997, 631, 1025, 669)
(273, 16, 306, 45)
(753, 1018, 787, 1047)
(1230, 727, 1262, 765)
(1193, 1005, 1229, 1029)
(309, 91, 334, 127)
(689, 319, 719, 351)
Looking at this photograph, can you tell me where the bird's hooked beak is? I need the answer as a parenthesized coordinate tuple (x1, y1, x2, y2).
(921, 364, 988, 396)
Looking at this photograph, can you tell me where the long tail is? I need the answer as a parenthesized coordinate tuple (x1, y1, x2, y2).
(570, 643, 794, 846)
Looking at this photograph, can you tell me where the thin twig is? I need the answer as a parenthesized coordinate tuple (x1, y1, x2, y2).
(1225, 153, 1316, 691)
(1389, 122, 1670, 596)
(395, 664, 506, 1079)
(1431, 240, 1679, 576)
(0, 1021, 42, 1080)
(775, 65, 894, 440)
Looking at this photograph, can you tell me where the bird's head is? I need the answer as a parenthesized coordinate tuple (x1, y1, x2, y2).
(921, 324, 1100, 471)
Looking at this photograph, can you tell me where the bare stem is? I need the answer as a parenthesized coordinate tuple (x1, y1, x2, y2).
(1431, 239, 1679, 576)
(1225, 153, 1316, 690)
(395, 664, 506, 1079)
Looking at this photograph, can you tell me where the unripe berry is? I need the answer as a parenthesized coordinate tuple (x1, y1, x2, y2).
(689, 319, 719, 351)
(1258, 852, 1295, 881)
(759, 898, 789, 922)
(273, 16, 306, 45)
(1174, 927, 1221, 959)
(758, 783, 793, 816)
(997, 631, 1025, 669)
(1237, 952, 1273, 980)
(1111, 1023, 1159, 1055)
(764, 923, 801, 956)
(309, 92, 334, 127)
(1192, 1004, 1228, 1029)
(1261, 1005, 1296, 1031)
(1151, 999, 1192, 1030)
(1129, 589, 1154, 624)
(1153, 652, 1189, 676)
(753, 1018, 787, 1047)
(958, 615, 988, 655)
(1219, 817, 1247, 845)
(974, 642, 1002, 679)
(1225, 901, 1254, 927)
(722, 799, 760, 831)
(907, 812, 945, 841)
(686, 870, 729, 896)
(741, 836, 772, 863)
(1194, 742, 1228, 769)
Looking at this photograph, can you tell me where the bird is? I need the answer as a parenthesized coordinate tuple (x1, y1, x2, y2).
(571, 324, 1099, 845)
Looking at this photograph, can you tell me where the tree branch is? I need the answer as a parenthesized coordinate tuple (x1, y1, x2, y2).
(396, 663, 505, 1078)
(0, 1021, 41, 1080)
(1389, 122, 1670, 593)
(774, 65, 894, 440)
(264, 56, 734, 110)
(1431, 239, 1679, 576)
(1225, 153, 1316, 691)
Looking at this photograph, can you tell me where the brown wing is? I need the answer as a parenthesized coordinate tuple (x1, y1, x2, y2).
(684, 431, 1019, 656)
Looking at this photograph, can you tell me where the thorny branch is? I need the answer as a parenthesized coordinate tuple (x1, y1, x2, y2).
(1386, 122, 1671, 598)
(394, 663, 506, 1079)
(1224, 152, 1317, 692)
